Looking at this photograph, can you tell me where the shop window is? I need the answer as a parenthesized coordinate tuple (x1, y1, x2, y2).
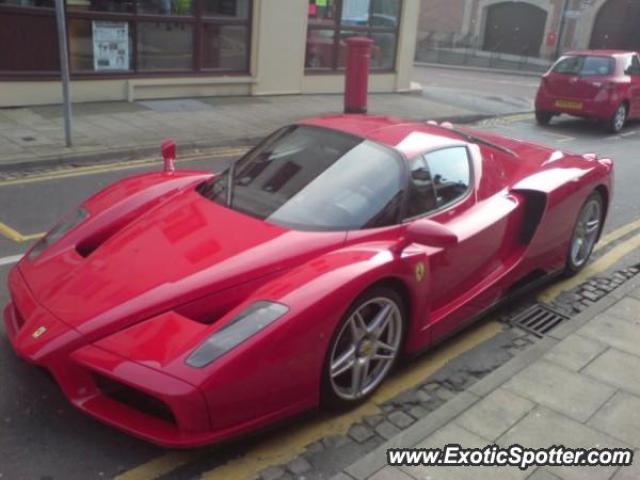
(202, 24, 248, 70)
(69, 18, 132, 72)
(138, 22, 193, 70)
(137, 0, 193, 16)
(0, 11, 59, 72)
(0, 0, 251, 77)
(0, 0, 53, 7)
(202, 0, 248, 18)
(306, 0, 401, 71)
(67, 0, 133, 13)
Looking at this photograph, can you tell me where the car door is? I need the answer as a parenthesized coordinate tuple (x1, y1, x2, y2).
(624, 54, 640, 118)
(405, 147, 524, 339)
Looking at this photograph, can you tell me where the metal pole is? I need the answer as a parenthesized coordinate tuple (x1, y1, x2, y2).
(555, 0, 570, 59)
(54, 0, 72, 147)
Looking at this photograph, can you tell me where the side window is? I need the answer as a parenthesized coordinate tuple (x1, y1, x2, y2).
(405, 156, 438, 218)
(424, 147, 471, 207)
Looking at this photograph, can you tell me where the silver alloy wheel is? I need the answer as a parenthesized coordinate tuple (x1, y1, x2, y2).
(570, 197, 602, 268)
(329, 297, 403, 401)
(613, 105, 626, 132)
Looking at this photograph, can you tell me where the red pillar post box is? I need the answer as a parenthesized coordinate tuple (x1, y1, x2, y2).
(344, 37, 373, 114)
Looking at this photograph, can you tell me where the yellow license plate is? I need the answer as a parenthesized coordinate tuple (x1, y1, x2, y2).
(555, 99, 583, 110)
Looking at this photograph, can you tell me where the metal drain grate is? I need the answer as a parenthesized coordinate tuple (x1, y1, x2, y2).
(510, 304, 569, 338)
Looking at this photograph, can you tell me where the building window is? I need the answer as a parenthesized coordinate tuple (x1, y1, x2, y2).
(0, 0, 251, 77)
(306, 0, 401, 71)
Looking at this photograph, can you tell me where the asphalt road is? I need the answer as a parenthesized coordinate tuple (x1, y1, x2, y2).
(413, 65, 539, 115)
(2, 96, 640, 479)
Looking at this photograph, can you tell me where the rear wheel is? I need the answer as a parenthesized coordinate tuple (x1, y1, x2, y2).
(321, 286, 405, 408)
(535, 111, 553, 126)
(565, 192, 603, 275)
(607, 103, 627, 133)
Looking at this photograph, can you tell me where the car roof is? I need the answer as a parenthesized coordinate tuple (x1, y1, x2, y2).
(563, 49, 635, 57)
(300, 114, 467, 158)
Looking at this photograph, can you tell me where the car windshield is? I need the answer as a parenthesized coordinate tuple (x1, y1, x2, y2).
(197, 125, 405, 231)
(552, 55, 614, 76)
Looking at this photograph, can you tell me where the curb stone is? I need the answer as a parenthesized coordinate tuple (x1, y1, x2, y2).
(0, 113, 517, 174)
(414, 61, 543, 78)
(334, 273, 640, 480)
(0, 137, 261, 175)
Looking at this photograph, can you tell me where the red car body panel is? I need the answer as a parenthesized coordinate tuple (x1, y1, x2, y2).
(536, 49, 640, 121)
(4, 115, 613, 447)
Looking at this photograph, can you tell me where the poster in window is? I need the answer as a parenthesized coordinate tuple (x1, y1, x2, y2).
(342, 0, 370, 23)
(92, 21, 129, 71)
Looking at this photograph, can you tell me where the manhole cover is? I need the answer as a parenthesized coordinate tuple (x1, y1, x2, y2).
(510, 304, 569, 338)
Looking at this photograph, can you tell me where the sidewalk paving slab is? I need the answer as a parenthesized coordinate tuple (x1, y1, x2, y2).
(501, 360, 616, 423)
(583, 348, 640, 398)
(334, 274, 640, 480)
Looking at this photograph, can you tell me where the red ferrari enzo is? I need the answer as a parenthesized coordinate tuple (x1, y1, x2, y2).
(4, 115, 612, 448)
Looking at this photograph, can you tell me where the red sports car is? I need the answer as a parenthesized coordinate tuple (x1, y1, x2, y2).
(4, 115, 612, 447)
(535, 49, 640, 132)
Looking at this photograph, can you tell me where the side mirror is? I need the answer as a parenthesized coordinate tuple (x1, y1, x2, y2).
(395, 219, 458, 252)
(161, 138, 176, 174)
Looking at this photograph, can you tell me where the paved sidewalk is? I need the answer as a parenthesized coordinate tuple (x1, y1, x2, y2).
(336, 276, 640, 480)
(0, 92, 484, 172)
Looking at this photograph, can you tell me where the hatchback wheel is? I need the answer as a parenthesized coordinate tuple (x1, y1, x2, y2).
(608, 104, 627, 133)
(322, 287, 405, 407)
(565, 192, 603, 275)
(535, 111, 553, 126)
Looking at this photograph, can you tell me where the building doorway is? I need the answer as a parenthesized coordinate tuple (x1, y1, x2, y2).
(483, 1, 547, 57)
(590, 0, 640, 51)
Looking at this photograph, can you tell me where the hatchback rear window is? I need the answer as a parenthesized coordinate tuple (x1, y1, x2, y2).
(552, 55, 614, 76)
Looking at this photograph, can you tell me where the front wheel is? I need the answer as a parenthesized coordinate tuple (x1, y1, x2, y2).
(565, 192, 603, 275)
(321, 286, 405, 408)
(607, 103, 627, 133)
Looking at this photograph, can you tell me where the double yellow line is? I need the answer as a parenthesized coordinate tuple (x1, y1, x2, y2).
(0, 222, 43, 243)
(0, 146, 249, 187)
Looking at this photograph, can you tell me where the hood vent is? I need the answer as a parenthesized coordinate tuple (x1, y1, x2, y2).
(75, 216, 135, 258)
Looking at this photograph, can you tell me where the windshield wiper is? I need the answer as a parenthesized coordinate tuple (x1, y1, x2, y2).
(431, 124, 518, 157)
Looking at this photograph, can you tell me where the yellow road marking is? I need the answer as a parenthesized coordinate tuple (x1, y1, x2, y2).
(594, 218, 640, 253)
(538, 230, 640, 304)
(0, 222, 43, 243)
(114, 452, 197, 480)
(0, 147, 249, 187)
(548, 132, 575, 143)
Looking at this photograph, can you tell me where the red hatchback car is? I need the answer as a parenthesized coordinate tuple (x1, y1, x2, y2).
(535, 50, 640, 132)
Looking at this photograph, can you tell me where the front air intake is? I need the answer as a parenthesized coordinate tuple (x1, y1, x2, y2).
(94, 374, 176, 424)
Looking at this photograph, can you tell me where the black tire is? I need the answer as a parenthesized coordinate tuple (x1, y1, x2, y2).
(535, 111, 553, 126)
(321, 286, 406, 409)
(564, 192, 604, 276)
(607, 103, 627, 133)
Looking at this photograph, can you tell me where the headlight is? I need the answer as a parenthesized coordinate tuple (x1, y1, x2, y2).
(186, 301, 289, 368)
(28, 208, 88, 260)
